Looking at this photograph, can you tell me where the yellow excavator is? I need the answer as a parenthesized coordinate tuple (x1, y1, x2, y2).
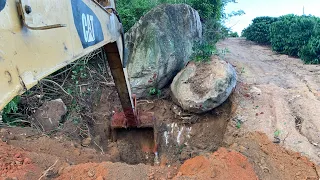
(0, 0, 155, 143)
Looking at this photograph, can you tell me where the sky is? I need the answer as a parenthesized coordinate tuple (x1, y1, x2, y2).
(225, 0, 320, 35)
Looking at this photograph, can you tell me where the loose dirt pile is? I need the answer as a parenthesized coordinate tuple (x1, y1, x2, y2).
(176, 148, 258, 180)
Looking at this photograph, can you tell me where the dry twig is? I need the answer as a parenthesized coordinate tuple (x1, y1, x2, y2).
(38, 159, 58, 180)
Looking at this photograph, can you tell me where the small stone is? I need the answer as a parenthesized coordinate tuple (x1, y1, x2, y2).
(148, 172, 155, 179)
(239, 146, 247, 152)
(16, 158, 23, 162)
(167, 172, 173, 179)
(15, 161, 22, 165)
(14, 153, 21, 158)
(73, 149, 81, 156)
(250, 86, 262, 95)
(82, 138, 92, 147)
(176, 172, 182, 177)
(179, 151, 190, 161)
(88, 170, 95, 177)
(23, 158, 32, 164)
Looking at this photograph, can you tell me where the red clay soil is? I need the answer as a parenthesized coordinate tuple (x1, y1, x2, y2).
(56, 163, 108, 180)
(0, 141, 40, 180)
(175, 147, 258, 180)
(53, 148, 259, 180)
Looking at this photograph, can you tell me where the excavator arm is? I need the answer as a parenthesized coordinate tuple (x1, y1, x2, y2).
(0, 0, 157, 161)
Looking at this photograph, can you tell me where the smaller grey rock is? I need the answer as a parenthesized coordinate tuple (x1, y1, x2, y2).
(171, 56, 237, 113)
(32, 99, 67, 131)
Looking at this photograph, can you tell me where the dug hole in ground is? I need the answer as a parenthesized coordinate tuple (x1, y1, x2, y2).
(1, 38, 320, 180)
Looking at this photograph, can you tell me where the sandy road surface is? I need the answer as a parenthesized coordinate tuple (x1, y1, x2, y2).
(218, 38, 320, 164)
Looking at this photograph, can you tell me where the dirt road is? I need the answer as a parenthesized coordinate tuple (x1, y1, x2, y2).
(218, 38, 320, 164)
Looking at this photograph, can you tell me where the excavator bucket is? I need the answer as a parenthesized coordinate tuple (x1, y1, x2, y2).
(104, 43, 157, 154)
(111, 96, 155, 129)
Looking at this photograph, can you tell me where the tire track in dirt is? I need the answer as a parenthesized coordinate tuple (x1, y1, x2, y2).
(218, 38, 320, 164)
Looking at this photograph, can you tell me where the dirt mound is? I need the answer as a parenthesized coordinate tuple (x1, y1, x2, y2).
(56, 162, 109, 180)
(175, 147, 258, 180)
(226, 131, 320, 180)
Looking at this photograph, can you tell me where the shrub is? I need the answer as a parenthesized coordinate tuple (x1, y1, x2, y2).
(300, 36, 320, 64)
(242, 16, 278, 44)
(228, 31, 239, 37)
(270, 15, 316, 57)
(2, 96, 20, 123)
(300, 20, 320, 64)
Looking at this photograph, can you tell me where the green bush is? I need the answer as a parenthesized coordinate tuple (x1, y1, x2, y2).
(242, 16, 278, 44)
(228, 31, 239, 37)
(2, 96, 20, 123)
(300, 36, 320, 64)
(300, 21, 320, 64)
(270, 15, 316, 57)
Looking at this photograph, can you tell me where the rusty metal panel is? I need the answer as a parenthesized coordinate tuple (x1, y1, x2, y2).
(0, 0, 122, 110)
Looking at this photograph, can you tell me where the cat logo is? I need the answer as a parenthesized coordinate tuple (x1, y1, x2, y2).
(71, 0, 103, 48)
(82, 13, 95, 43)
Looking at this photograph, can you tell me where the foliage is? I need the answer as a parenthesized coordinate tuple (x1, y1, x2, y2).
(228, 31, 239, 37)
(274, 129, 281, 138)
(242, 16, 278, 44)
(300, 34, 320, 64)
(299, 20, 320, 64)
(148, 87, 161, 97)
(2, 96, 21, 123)
(191, 41, 216, 62)
(191, 41, 229, 62)
(270, 15, 316, 57)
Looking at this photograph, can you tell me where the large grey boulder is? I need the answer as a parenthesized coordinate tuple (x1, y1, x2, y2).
(125, 4, 202, 98)
(171, 56, 237, 113)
